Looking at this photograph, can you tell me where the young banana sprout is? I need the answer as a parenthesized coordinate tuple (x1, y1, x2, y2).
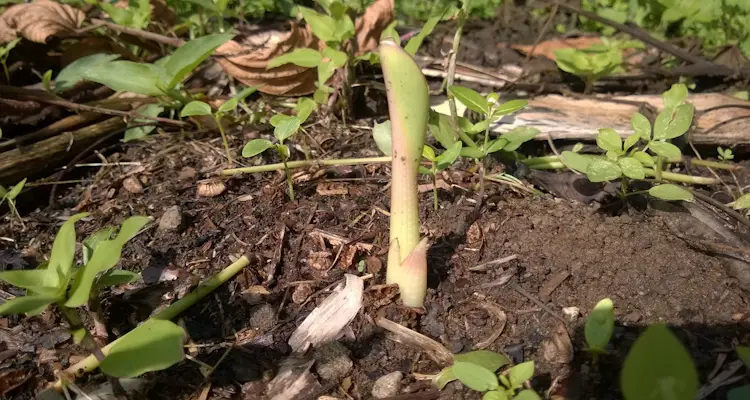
(379, 39, 431, 308)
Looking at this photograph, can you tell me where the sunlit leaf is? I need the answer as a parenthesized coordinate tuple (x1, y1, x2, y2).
(632, 151, 655, 167)
(83, 61, 165, 96)
(508, 361, 535, 389)
(0, 294, 59, 316)
(295, 97, 317, 123)
(631, 112, 651, 141)
(618, 157, 646, 180)
(585, 298, 614, 352)
(500, 126, 540, 151)
(448, 86, 488, 115)
(0, 270, 60, 293)
(653, 104, 693, 140)
(273, 116, 302, 143)
(561, 151, 592, 173)
(164, 33, 233, 89)
(648, 141, 682, 159)
(460, 147, 485, 159)
(432, 367, 456, 390)
(623, 133, 640, 152)
(493, 99, 528, 116)
(483, 389, 510, 400)
(596, 128, 622, 154)
(242, 139, 275, 158)
(586, 159, 622, 182)
(729, 193, 750, 210)
(452, 361, 499, 392)
(267, 48, 323, 69)
(113, 216, 149, 246)
(298, 6, 337, 42)
(180, 101, 212, 117)
(100, 319, 185, 378)
(405, 11, 443, 55)
(7, 178, 25, 200)
(486, 138, 508, 154)
(372, 120, 392, 156)
(454, 350, 510, 372)
(321, 47, 348, 68)
(514, 390, 541, 400)
(47, 213, 89, 289)
(663, 83, 688, 108)
(648, 184, 694, 201)
(427, 111, 457, 150)
(96, 270, 140, 288)
(436, 141, 462, 170)
(218, 85, 260, 114)
(621, 323, 698, 400)
(422, 145, 436, 161)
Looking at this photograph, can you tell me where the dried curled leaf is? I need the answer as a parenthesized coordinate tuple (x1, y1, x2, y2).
(215, 0, 394, 96)
(0, 0, 85, 44)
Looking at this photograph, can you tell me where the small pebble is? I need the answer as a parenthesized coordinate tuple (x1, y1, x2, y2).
(122, 176, 143, 194)
(314, 342, 353, 382)
(178, 167, 197, 181)
(158, 206, 183, 231)
(732, 313, 744, 321)
(292, 283, 314, 304)
(371, 371, 404, 399)
(248, 303, 277, 331)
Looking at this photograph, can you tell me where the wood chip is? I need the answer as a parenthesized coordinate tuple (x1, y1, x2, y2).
(375, 317, 454, 366)
(538, 270, 571, 303)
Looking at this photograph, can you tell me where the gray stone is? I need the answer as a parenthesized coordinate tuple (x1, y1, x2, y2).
(313, 341, 353, 382)
(158, 206, 182, 231)
(248, 303, 276, 331)
(371, 371, 403, 399)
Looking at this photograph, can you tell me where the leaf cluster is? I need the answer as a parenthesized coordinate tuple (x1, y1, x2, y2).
(554, 37, 643, 85)
(0, 178, 26, 225)
(242, 97, 317, 159)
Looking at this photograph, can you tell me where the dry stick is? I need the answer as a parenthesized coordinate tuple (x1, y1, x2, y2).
(89, 18, 186, 47)
(691, 190, 750, 230)
(52, 256, 250, 391)
(220, 156, 391, 175)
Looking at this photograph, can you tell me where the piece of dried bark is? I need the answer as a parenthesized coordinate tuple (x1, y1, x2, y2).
(0, 0, 85, 44)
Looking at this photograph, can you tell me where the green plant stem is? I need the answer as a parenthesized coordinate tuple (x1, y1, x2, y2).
(523, 155, 741, 171)
(655, 155, 664, 181)
(214, 115, 233, 165)
(444, 4, 472, 147)
(220, 156, 391, 175)
(282, 157, 295, 201)
(527, 160, 719, 185)
(52, 256, 250, 391)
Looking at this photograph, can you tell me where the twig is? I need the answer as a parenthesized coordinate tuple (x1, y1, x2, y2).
(469, 254, 518, 271)
(691, 190, 750, 230)
(220, 156, 390, 175)
(510, 280, 568, 325)
(89, 19, 186, 47)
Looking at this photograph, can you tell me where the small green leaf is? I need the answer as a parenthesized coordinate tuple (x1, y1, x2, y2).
(455, 350, 511, 373)
(621, 323, 698, 400)
(7, 178, 25, 200)
(372, 120, 392, 156)
(268, 48, 323, 69)
(493, 99, 528, 116)
(448, 86, 489, 115)
(435, 141, 462, 170)
(663, 83, 688, 108)
(321, 47, 348, 68)
(66, 240, 126, 307)
(164, 33, 233, 89)
(623, 133, 640, 152)
(124, 104, 164, 142)
(729, 193, 750, 210)
(501, 126, 540, 151)
(419, 166, 432, 175)
(100, 319, 185, 378)
(618, 157, 646, 180)
(585, 298, 615, 352)
(586, 159, 622, 182)
(452, 361, 499, 392)
(113, 216, 149, 246)
(405, 11, 443, 55)
(596, 128, 622, 154)
(736, 346, 750, 367)
(83, 61, 165, 96)
(379, 20, 400, 45)
(514, 390, 542, 400)
(499, 374, 510, 388)
(47, 213, 89, 288)
(632, 151, 655, 167)
(427, 111, 457, 150)
(180, 101, 212, 117)
(422, 145, 436, 161)
(631, 112, 651, 141)
(486, 138, 508, 154)
(653, 104, 693, 140)
(277, 144, 290, 158)
(42, 70, 53, 92)
(482, 389, 509, 400)
(72, 328, 86, 344)
(561, 151, 592, 173)
(317, 60, 337, 86)
(648, 184, 694, 202)
(432, 366, 456, 390)
(0, 269, 59, 293)
(648, 141, 682, 159)
(55, 54, 121, 92)
(0, 294, 58, 316)
(298, 6, 337, 43)
(97, 270, 140, 288)
(218, 85, 259, 114)
(461, 147, 486, 159)
(273, 116, 302, 143)
(242, 139, 275, 158)
(295, 97, 317, 123)
(508, 361, 534, 389)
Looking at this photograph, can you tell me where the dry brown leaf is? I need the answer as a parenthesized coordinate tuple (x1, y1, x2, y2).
(0, 0, 85, 44)
(511, 37, 605, 60)
(216, 0, 394, 96)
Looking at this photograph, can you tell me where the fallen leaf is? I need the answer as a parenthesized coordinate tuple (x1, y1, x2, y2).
(0, 0, 85, 44)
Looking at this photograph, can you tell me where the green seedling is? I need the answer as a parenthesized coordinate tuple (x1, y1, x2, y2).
(557, 83, 697, 202)
(728, 193, 750, 212)
(554, 37, 643, 92)
(431, 350, 541, 399)
(181, 85, 259, 165)
(241, 97, 318, 201)
(380, 38, 430, 308)
(0, 213, 188, 381)
(0, 38, 20, 82)
(0, 178, 26, 229)
(100, 0, 152, 30)
(584, 298, 614, 355)
(421, 143, 462, 211)
(718, 146, 735, 161)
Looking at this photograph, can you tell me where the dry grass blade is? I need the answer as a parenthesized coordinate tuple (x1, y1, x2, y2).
(0, 0, 85, 44)
(375, 317, 454, 366)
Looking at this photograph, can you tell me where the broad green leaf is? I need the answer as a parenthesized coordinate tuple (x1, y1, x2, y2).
(372, 120, 392, 156)
(124, 104, 164, 142)
(631, 112, 651, 141)
(460, 147, 485, 159)
(419, 166, 432, 175)
(83, 61, 165, 96)
(295, 97, 317, 123)
(728, 386, 750, 400)
(500, 127, 540, 151)
(648, 141, 682, 159)
(66, 238, 131, 307)
(452, 361, 499, 391)
(486, 138, 508, 154)
(313, 86, 329, 105)
(298, 6, 337, 42)
(514, 390, 542, 400)
(56, 53, 120, 93)
(621, 323, 698, 400)
(242, 139, 275, 158)
(499, 374, 510, 388)
(454, 350, 510, 372)
(623, 133, 640, 152)
(508, 361, 535, 389)
(632, 151, 655, 167)
(100, 319, 185, 378)
(331, 14, 355, 43)
(586, 159, 622, 182)
(181, 101, 212, 118)
(422, 145, 436, 161)
(483, 389, 509, 400)
(72, 328, 86, 344)
(737, 346, 750, 366)
(729, 193, 750, 210)
(596, 128, 622, 154)
(96, 270, 140, 288)
(7, 178, 25, 200)
(268, 48, 323, 69)
(436, 141, 462, 170)
(470, 119, 491, 134)
(321, 47, 347, 68)
(585, 298, 614, 352)
(493, 99, 528, 116)
(83, 227, 116, 266)
(648, 184, 694, 202)
(427, 111, 457, 150)
(432, 367, 456, 390)
(273, 116, 302, 143)
(47, 213, 89, 288)
(114, 216, 150, 246)
(0, 270, 60, 293)
(561, 151, 592, 173)
(218, 85, 259, 114)
(663, 83, 688, 108)
(618, 157, 646, 180)
(405, 11, 444, 55)
(606, 151, 619, 162)
(0, 294, 58, 316)
(164, 33, 233, 89)
(317, 60, 337, 85)
(653, 104, 693, 140)
(448, 86, 489, 115)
